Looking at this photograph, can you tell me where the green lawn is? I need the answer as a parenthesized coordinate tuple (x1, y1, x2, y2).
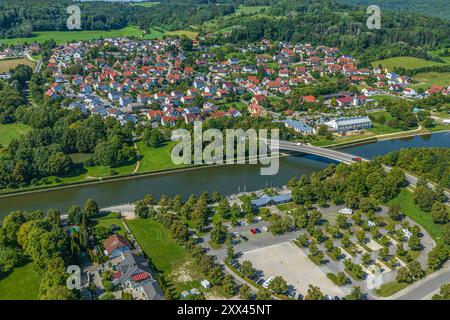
(370, 95, 403, 103)
(368, 111, 403, 134)
(0, 262, 41, 300)
(137, 141, 187, 172)
(375, 280, 409, 297)
(126, 219, 187, 274)
(388, 189, 447, 245)
(93, 212, 125, 237)
(0, 123, 32, 147)
(0, 26, 143, 45)
(372, 57, 446, 71)
(311, 133, 377, 147)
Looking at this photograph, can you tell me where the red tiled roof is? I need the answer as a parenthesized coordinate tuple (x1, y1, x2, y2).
(132, 272, 150, 282)
(103, 234, 131, 255)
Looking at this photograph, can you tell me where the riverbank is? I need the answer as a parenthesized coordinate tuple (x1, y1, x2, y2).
(0, 131, 449, 218)
(0, 153, 290, 199)
(0, 128, 449, 198)
(323, 128, 450, 149)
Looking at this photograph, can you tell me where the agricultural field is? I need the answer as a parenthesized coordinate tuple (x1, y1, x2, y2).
(0, 262, 41, 300)
(411, 72, 450, 90)
(0, 26, 143, 45)
(144, 27, 198, 40)
(0, 123, 32, 147)
(372, 56, 446, 71)
(0, 58, 35, 73)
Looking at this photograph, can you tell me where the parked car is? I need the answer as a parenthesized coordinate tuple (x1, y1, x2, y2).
(262, 226, 268, 232)
(250, 228, 257, 235)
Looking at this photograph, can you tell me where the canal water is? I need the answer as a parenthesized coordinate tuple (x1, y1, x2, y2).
(0, 132, 449, 218)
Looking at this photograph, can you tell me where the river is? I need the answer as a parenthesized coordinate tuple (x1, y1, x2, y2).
(0, 131, 449, 218)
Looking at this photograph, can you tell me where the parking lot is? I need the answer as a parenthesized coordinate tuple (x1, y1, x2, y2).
(238, 241, 349, 298)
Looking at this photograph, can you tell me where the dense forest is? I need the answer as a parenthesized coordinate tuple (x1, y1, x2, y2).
(224, 0, 450, 64)
(0, 0, 236, 38)
(379, 148, 450, 189)
(344, 0, 450, 20)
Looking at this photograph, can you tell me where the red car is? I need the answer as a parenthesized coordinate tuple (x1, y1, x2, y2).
(352, 157, 362, 162)
(250, 229, 257, 235)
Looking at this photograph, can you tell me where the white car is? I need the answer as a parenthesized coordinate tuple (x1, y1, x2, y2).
(233, 232, 241, 238)
(262, 226, 268, 232)
(296, 142, 302, 146)
(255, 216, 262, 222)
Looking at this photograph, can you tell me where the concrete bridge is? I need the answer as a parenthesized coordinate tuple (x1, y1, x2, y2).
(273, 140, 367, 164)
(268, 140, 450, 200)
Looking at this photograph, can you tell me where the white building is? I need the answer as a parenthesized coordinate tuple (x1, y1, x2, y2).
(339, 208, 353, 215)
(325, 116, 372, 133)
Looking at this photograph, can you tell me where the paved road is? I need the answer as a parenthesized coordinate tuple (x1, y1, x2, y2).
(25, 52, 42, 73)
(388, 267, 450, 300)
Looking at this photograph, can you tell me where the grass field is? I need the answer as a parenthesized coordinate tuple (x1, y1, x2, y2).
(0, 26, 143, 45)
(312, 132, 377, 147)
(411, 72, 450, 90)
(0, 262, 41, 300)
(236, 5, 270, 14)
(375, 280, 409, 297)
(126, 219, 187, 274)
(372, 57, 446, 71)
(0, 58, 35, 73)
(145, 28, 166, 39)
(0, 123, 32, 147)
(137, 141, 186, 172)
(388, 189, 447, 245)
(165, 30, 198, 39)
(144, 28, 198, 40)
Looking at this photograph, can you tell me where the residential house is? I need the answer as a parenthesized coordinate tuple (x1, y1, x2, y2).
(104, 234, 131, 258)
(274, 119, 315, 134)
(112, 251, 164, 300)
